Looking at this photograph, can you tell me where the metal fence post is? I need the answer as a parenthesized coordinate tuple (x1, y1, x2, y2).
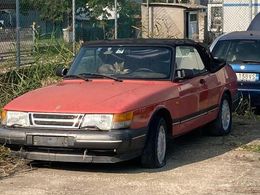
(249, 0, 252, 22)
(72, 0, 76, 56)
(32, 22, 36, 53)
(147, 0, 149, 38)
(114, 0, 118, 39)
(16, 0, 21, 67)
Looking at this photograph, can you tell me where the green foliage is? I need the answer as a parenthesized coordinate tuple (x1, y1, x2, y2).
(0, 63, 61, 109)
(241, 144, 260, 153)
(21, 0, 138, 22)
(0, 146, 10, 161)
(86, 0, 141, 39)
(117, 1, 140, 37)
(86, 0, 114, 19)
(21, 0, 71, 23)
(21, 0, 140, 33)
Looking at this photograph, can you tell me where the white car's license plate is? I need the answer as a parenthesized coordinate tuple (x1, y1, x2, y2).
(236, 73, 257, 82)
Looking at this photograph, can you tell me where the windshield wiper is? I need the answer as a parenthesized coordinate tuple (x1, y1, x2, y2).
(64, 74, 90, 82)
(79, 73, 123, 82)
(242, 60, 260, 64)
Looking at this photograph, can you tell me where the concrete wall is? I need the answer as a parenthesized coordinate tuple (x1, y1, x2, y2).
(141, 5, 185, 39)
(141, 5, 206, 42)
(198, 11, 206, 41)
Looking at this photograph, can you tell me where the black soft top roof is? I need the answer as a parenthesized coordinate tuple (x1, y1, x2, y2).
(83, 38, 198, 47)
(82, 38, 219, 73)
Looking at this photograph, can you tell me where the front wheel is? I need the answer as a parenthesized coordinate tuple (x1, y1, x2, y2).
(141, 116, 167, 168)
(208, 94, 232, 136)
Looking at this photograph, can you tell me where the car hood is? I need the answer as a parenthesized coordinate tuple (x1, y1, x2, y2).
(4, 80, 178, 113)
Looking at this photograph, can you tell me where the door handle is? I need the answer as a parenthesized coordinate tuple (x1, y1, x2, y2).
(199, 79, 206, 84)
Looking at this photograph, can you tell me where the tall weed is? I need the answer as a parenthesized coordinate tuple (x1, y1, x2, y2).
(0, 36, 74, 110)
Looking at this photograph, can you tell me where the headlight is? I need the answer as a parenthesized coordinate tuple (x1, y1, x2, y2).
(81, 114, 113, 130)
(81, 112, 133, 131)
(1, 111, 30, 127)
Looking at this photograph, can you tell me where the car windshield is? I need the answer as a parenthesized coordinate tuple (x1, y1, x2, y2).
(212, 39, 260, 63)
(68, 46, 172, 80)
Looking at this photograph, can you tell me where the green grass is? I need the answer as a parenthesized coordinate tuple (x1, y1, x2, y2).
(0, 63, 62, 110)
(0, 146, 11, 161)
(241, 144, 260, 153)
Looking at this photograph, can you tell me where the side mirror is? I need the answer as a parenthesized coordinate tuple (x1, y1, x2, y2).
(55, 67, 68, 77)
(175, 69, 194, 81)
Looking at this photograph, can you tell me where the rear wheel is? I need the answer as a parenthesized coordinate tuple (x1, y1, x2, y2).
(141, 116, 167, 168)
(208, 94, 232, 136)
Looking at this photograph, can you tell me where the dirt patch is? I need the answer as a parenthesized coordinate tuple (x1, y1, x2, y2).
(0, 146, 29, 179)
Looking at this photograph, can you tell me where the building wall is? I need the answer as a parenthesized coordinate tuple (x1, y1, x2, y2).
(141, 5, 185, 39)
(198, 11, 206, 41)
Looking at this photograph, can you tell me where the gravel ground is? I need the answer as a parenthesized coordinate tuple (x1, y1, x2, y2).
(0, 118, 259, 195)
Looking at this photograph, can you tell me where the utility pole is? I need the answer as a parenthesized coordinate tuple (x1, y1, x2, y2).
(16, 0, 20, 67)
(72, 0, 76, 55)
(114, 0, 118, 39)
(249, 0, 253, 22)
(147, 0, 149, 37)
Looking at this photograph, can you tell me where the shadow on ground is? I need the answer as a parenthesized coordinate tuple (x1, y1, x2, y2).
(29, 117, 260, 174)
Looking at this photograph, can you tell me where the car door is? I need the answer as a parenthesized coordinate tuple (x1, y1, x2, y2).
(174, 45, 210, 134)
(197, 44, 222, 109)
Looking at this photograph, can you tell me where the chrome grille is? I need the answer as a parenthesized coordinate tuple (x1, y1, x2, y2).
(30, 113, 84, 129)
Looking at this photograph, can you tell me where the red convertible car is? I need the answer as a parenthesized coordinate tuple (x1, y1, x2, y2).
(0, 39, 237, 168)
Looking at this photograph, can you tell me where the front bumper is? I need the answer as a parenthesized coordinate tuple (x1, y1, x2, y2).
(0, 127, 147, 163)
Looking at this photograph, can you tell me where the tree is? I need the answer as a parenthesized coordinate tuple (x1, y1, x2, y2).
(21, 0, 140, 23)
(21, 0, 141, 39)
(21, 0, 71, 23)
(117, 1, 141, 38)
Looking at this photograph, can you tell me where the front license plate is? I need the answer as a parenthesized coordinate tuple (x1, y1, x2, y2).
(33, 136, 69, 147)
(236, 73, 257, 82)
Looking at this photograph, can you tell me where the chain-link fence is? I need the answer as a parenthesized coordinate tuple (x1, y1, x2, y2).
(1, 0, 259, 69)
(208, 0, 260, 41)
(0, 0, 142, 69)
(0, 0, 18, 68)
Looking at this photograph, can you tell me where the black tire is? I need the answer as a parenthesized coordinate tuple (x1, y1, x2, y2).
(208, 94, 232, 136)
(141, 116, 167, 168)
(254, 106, 260, 115)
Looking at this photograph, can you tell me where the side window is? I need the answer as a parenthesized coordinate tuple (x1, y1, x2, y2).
(212, 40, 231, 60)
(175, 46, 206, 75)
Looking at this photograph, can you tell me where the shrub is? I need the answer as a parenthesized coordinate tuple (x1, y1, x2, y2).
(0, 63, 63, 110)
